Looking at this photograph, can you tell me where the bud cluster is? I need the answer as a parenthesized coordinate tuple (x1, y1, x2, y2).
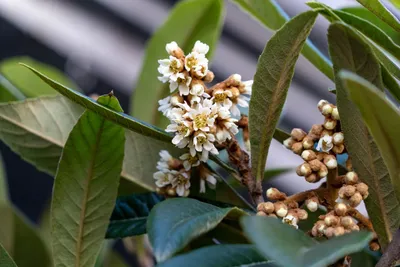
(154, 40, 253, 195)
(153, 150, 217, 197)
(338, 173, 369, 208)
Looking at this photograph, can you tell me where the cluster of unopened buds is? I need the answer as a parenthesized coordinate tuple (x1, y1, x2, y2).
(256, 99, 379, 251)
(153, 40, 253, 196)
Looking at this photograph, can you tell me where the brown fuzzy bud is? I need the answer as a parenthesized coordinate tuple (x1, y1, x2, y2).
(256, 211, 267, 216)
(333, 226, 345, 236)
(274, 202, 288, 218)
(316, 152, 325, 161)
(203, 71, 215, 83)
(324, 227, 335, 238)
(296, 209, 308, 220)
(229, 87, 240, 98)
(305, 173, 319, 183)
(309, 159, 323, 172)
(156, 187, 166, 195)
(302, 136, 314, 149)
(321, 129, 333, 137)
(268, 214, 278, 218)
(332, 144, 345, 154)
(318, 99, 329, 110)
(296, 163, 312, 177)
(321, 104, 333, 116)
(331, 107, 340, 120)
(344, 172, 358, 185)
(266, 188, 287, 201)
(315, 220, 327, 234)
(301, 150, 317, 161)
(324, 214, 339, 226)
(170, 93, 184, 106)
(323, 155, 338, 169)
(324, 118, 337, 130)
(261, 202, 275, 214)
(309, 124, 324, 140)
(369, 241, 380, 251)
(286, 201, 299, 210)
(350, 224, 360, 232)
(318, 164, 328, 178)
(334, 203, 348, 216)
(311, 225, 319, 237)
(349, 192, 363, 207)
(291, 128, 307, 141)
(283, 137, 295, 149)
(333, 132, 344, 145)
(356, 183, 369, 196)
(340, 216, 354, 229)
(291, 142, 303, 154)
(167, 187, 177, 196)
(339, 185, 356, 198)
(306, 197, 319, 212)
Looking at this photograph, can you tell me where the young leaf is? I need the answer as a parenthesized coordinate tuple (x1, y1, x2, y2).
(0, 56, 79, 98)
(106, 193, 163, 239)
(22, 64, 173, 144)
(0, 242, 17, 267)
(231, 0, 333, 80)
(340, 71, 400, 204)
(147, 198, 246, 262)
(328, 22, 400, 248)
(132, 0, 224, 126)
(249, 10, 318, 182)
(241, 216, 373, 267)
(51, 94, 125, 267)
(157, 244, 274, 267)
(357, 0, 400, 32)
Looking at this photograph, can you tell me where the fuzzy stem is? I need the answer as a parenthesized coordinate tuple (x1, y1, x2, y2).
(347, 208, 374, 231)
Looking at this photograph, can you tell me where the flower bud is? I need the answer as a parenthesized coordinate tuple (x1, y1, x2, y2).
(305, 173, 319, 183)
(350, 224, 360, 232)
(167, 187, 177, 196)
(306, 198, 319, 212)
(156, 187, 166, 195)
(318, 100, 329, 111)
(170, 93, 184, 106)
(369, 241, 380, 251)
(323, 155, 338, 169)
(266, 188, 287, 201)
(321, 104, 333, 116)
(356, 182, 368, 196)
(324, 227, 335, 238)
(339, 185, 356, 198)
(203, 71, 215, 83)
(344, 171, 358, 185)
(324, 214, 339, 226)
(311, 225, 319, 237)
(301, 150, 317, 161)
(296, 163, 312, 176)
(229, 87, 240, 98)
(323, 118, 337, 130)
(302, 136, 314, 149)
(274, 202, 288, 217)
(331, 107, 340, 120)
(283, 137, 295, 149)
(318, 164, 328, 178)
(291, 128, 307, 141)
(349, 192, 363, 207)
(291, 142, 303, 154)
(261, 202, 275, 214)
(321, 129, 333, 137)
(333, 132, 344, 145)
(256, 211, 267, 216)
(309, 124, 324, 140)
(309, 159, 323, 172)
(315, 220, 327, 234)
(333, 226, 345, 236)
(334, 203, 348, 216)
(332, 144, 345, 154)
(183, 189, 190, 197)
(340, 216, 354, 229)
(268, 214, 278, 218)
(286, 201, 299, 210)
(296, 209, 308, 220)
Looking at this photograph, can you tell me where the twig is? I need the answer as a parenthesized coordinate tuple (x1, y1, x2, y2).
(347, 208, 374, 231)
(376, 229, 400, 267)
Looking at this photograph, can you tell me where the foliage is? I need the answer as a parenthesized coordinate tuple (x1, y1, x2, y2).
(1, 0, 400, 266)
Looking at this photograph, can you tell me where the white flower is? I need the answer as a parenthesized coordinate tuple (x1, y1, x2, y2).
(190, 82, 205, 96)
(158, 96, 172, 117)
(166, 119, 192, 146)
(316, 135, 334, 152)
(180, 153, 200, 171)
(153, 171, 172, 188)
(169, 74, 192, 95)
(215, 107, 238, 143)
(166, 41, 179, 54)
(171, 171, 191, 196)
(282, 214, 299, 229)
(200, 172, 217, 193)
(185, 102, 216, 132)
(241, 80, 253, 95)
(156, 150, 173, 171)
(213, 89, 233, 107)
(184, 52, 208, 77)
(193, 40, 209, 55)
(158, 56, 183, 81)
(193, 132, 218, 154)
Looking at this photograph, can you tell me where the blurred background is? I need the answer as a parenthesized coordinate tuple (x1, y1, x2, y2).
(0, 0, 398, 265)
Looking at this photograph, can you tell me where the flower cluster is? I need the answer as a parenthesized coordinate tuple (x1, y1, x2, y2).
(154, 40, 252, 196)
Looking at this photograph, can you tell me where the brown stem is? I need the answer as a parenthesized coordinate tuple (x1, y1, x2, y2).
(347, 208, 374, 231)
(283, 187, 328, 205)
(326, 168, 340, 208)
(226, 135, 263, 205)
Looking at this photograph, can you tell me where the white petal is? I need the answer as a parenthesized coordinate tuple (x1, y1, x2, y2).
(166, 41, 179, 54)
(199, 179, 206, 193)
(176, 185, 185, 196)
(179, 84, 190, 96)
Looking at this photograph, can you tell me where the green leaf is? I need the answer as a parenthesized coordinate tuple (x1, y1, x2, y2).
(0, 153, 7, 205)
(0, 56, 78, 98)
(157, 244, 275, 267)
(381, 64, 400, 102)
(249, 10, 318, 182)
(0, 242, 17, 267)
(147, 198, 246, 262)
(131, 0, 224, 126)
(23, 64, 173, 144)
(390, 0, 400, 9)
(0, 74, 25, 102)
(231, 0, 333, 80)
(357, 0, 400, 32)
(264, 168, 291, 182)
(340, 71, 400, 205)
(241, 216, 373, 267)
(51, 94, 125, 267)
(328, 22, 400, 248)
(106, 193, 163, 239)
